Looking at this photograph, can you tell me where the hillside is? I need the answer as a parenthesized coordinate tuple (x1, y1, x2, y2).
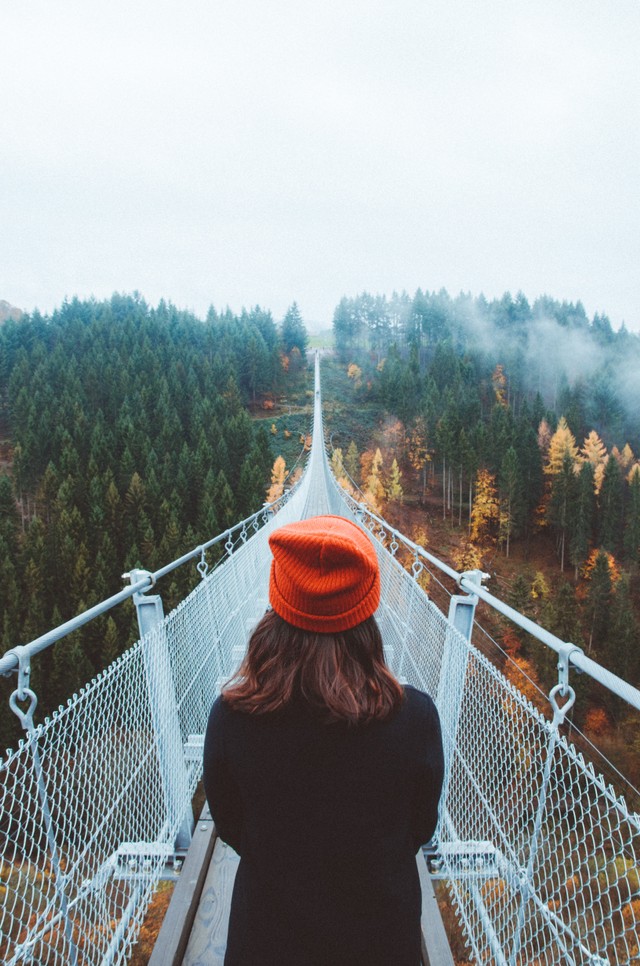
(0, 300, 23, 324)
(319, 349, 640, 800)
(0, 294, 312, 750)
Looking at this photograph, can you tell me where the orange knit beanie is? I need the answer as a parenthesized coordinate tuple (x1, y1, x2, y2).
(268, 515, 380, 633)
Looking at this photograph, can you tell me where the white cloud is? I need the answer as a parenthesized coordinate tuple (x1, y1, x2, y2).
(1, 0, 639, 328)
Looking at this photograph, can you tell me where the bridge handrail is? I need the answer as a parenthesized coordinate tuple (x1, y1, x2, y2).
(0, 488, 295, 679)
(335, 485, 640, 714)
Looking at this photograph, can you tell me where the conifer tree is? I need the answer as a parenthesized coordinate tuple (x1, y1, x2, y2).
(579, 430, 608, 494)
(545, 581, 590, 721)
(280, 303, 308, 361)
(569, 461, 595, 578)
(545, 417, 578, 477)
(604, 575, 638, 692)
(598, 455, 624, 554)
(624, 468, 640, 565)
(584, 550, 614, 655)
(213, 470, 237, 531)
(498, 446, 522, 557)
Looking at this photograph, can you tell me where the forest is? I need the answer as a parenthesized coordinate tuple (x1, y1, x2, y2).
(329, 288, 640, 765)
(0, 293, 309, 749)
(1, 286, 639, 774)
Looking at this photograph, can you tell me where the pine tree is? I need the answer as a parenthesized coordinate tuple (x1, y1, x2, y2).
(548, 450, 577, 571)
(598, 455, 623, 554)
(213, 469, 237, 531)
(545, 581, 590, 722)
(602, 576, 639, 722)
(280, 303, 308, 361)
(623, 468, 640, 565)
(498, 446, 522, 557)
(507, 573, 534, 654)
(569, 461, 595, 578)
(0, 475, 20, 594)
(237, 457, 266, 519)
(583, 550, 614, 655)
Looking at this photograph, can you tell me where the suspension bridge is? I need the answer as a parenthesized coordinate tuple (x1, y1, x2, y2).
(1, 353, 639, 965)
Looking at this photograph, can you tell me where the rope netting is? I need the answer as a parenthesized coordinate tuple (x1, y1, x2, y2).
(1, 357, 638, 964)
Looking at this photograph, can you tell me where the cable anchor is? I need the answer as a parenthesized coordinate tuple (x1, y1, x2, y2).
(8, 645, 38, 732)
(197, 546, 209, 579)
(549, 642, 583, 727)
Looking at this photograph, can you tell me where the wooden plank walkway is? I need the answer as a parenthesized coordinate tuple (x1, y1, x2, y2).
(150, 810, 453, 965)
(182, 838, 240, 965)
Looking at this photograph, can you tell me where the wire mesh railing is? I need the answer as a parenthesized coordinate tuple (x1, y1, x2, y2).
(330, 474, 640, 965)
(1, 353, 639, 964)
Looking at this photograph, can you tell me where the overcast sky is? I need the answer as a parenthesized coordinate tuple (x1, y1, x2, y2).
(2, 0, 639, 330)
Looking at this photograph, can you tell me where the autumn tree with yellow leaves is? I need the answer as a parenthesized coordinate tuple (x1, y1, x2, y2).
(266, 455, 286, 505)
(470, 469, 499, 546)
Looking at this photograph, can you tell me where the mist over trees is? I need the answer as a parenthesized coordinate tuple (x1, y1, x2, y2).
(332, 287, 640, 716)
(334, 288, 639, 448)
(0, 293, 307, 748)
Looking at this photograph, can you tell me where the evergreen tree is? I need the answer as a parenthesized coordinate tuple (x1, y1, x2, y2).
(597, 575, 640, 724)
(584, 550, 614, 656)
(569, 461, 595, 578)
(579, 430, 608, 494)
(598, 455, 624, 554)
(549, 452, 578, 572)
(498, 446, 523, 557)
(624, 468, 640, 565)
(545, 581, 590, 722)
(280, 303, 308, 361)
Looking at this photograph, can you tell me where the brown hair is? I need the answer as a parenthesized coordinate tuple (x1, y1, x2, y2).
(222, 610, 403, 723)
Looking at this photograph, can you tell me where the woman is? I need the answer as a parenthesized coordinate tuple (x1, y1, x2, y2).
(203, 514, 444, 966)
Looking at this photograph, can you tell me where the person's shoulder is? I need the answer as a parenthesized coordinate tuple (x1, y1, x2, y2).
(207, 693, 233, 728)
(402, 685, 439, 723)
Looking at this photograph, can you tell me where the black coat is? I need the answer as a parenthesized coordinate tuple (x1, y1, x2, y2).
(203, 686, 444, 966)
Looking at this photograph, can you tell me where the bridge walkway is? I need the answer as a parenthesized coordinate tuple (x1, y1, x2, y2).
(148, 800, 452, 965)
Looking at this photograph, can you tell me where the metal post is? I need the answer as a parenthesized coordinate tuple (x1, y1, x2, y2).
(438, 569, 486, 746)
(436, 571, 486, 864)
(447, 569, 486, 642)
(126, 570, 194, 850)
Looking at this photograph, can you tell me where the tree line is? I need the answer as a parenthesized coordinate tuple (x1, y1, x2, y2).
(331, 290, 640, 721)
(0, 293, 309, 749)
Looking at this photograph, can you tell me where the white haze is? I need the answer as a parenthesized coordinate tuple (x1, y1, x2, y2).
(1, 0, 639, 330)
